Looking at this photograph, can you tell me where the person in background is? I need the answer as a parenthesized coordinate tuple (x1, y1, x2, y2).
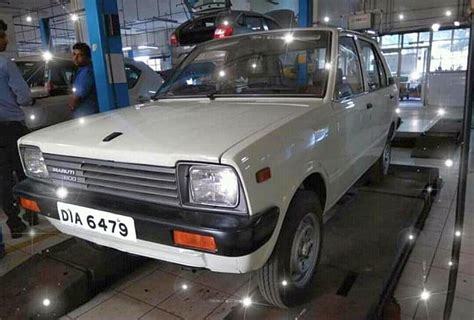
(69, 42, 98, 118)
(0, 19, 32, 238)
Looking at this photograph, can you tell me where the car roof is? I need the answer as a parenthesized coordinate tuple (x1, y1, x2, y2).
(198, 27, 378, 44)
(14, 54, 136, 64)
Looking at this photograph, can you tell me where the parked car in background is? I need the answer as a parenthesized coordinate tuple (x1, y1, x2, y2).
(14, 28, 398, 308)
(15, 55, 162, 130)
(171, 0, 295, 66)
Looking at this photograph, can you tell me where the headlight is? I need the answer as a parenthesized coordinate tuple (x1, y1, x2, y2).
(189, 165, 239, 208)
(20, 146, 49, 178)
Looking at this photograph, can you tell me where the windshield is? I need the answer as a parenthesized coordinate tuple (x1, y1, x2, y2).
(15, 61, 45, 86)
(157, 30, 331, 99)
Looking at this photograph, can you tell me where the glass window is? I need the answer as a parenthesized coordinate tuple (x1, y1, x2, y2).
(335, 37, 364, 99)
(156, 31, 332, 98)
(244, 16, 263, 31)
(403, 33, 418, 47)
(264, 18, 280, 30)
(382, 52, 399, 77)
(454, 28, 470, 39)
(432, 29, 452, 41)
(419, 32, 430, 44)
(125, 65, 142, 89)
(431, 28, 470, 71)
(359, 40, 386, 90)
(381, 34, 401, 49)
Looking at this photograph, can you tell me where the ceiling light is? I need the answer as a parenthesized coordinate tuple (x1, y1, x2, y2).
(455, 230, 461, 237)
(42, 298, 51, 307)
(438, 108, 446, 116)
(408, 234, 415, 240)
(281, 280, 288, 286)
(396, 108, 401, 114)
(219, 70, 226, 77)
(454, 21, 461, 27)
(399, 14, 404, 20)
(446, 10, 452, 17)
(122, 46, 132, 51)
(432, 23, 441, 32)
(26, 15, 32, 22)
(324, 16, 330, 23)
(70, 14, 79, 21)
(445, 159, 453, 167)
(30, 114, 35, 120)
(181, 284, 188, 290)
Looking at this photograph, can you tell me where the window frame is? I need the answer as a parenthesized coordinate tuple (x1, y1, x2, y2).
(333, 35, 366, 102)
(357, 39, 389, 91)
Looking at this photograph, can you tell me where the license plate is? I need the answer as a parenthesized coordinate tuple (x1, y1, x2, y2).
(57, 202, 137, 242)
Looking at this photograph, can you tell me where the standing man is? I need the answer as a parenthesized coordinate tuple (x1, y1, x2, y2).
(69, 42, 98, 118)
(0, 20, 32, 238)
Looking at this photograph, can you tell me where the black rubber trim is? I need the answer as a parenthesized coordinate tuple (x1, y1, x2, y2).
(13, 179, 279, 257)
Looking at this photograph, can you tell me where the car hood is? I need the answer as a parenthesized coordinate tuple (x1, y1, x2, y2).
(20, 99, 312, 167)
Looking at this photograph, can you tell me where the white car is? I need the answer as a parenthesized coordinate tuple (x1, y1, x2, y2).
(14, 28, 398, 308)
(15, 55, 162, 129)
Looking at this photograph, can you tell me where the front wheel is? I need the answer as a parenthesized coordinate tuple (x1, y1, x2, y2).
(257, 190, 323, 308)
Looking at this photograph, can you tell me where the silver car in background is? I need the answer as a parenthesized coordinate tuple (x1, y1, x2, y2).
(15, 55, 162, 130)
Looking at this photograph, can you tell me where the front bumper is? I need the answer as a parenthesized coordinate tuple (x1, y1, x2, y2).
(14, 179, 279, 271)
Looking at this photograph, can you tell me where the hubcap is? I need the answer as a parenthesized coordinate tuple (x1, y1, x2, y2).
(290, 213, 321, 288)
(383, 142, 391, 175)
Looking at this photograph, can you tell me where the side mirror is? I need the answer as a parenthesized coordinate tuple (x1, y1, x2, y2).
(388, 77, 396, 86)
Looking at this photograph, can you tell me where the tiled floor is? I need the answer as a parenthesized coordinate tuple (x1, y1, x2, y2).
(1, 106, 472, 319)
(392, 106, 474, 320)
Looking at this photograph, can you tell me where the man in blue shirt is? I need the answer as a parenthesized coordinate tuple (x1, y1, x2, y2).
(0, 20, 32, 238)
(69, 42, 98, 118)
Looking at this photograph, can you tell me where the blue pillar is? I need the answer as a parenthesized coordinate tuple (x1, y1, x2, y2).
(84, 0, 129, 112)
(39, 18, 51, 50)
(127, 49, 134, 59)
(298, 0, 313, 27)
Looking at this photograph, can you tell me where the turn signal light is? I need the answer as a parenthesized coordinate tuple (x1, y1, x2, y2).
(256, 167, 272, 183)
(170, 32, 178, 46)
(173, 230, 217, 252)
(214, 25, 234, 39)
(19, 197, 40, 213)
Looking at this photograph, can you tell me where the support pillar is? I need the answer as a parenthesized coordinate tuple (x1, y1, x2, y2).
(39, 18, 51, 50)
(84, 0, 129, 112)
(298, 0, 313, 27)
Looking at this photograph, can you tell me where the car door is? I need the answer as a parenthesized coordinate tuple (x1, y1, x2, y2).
(358, 39, 394, 164)
(331, 36, 373, 195)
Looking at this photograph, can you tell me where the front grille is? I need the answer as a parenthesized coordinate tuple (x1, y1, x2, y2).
(43, 154, 179, 206)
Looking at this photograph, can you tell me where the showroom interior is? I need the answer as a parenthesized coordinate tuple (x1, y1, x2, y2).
(0, 0, 473, 319)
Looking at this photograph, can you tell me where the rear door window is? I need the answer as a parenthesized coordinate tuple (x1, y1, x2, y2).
(358, 40, 385, 91)
(125, 64, 142, 89)
(264, 18, 280, 30)
(244, 15, 264, 31)
(178, 16, 217, 45)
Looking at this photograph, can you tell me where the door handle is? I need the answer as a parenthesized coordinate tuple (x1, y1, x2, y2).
(367, 103, 373, 109)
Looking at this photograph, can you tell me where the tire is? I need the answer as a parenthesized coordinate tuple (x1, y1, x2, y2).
(257, 190, 323, 308)
(369, 135, 392, 184)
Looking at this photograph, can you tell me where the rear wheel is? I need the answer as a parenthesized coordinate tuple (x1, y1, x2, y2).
(257, 190, 323, 308)
(369, 135, 392, 183)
